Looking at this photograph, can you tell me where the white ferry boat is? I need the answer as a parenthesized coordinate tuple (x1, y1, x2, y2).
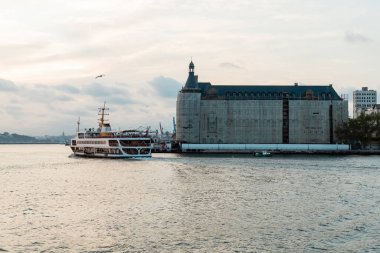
(70, 103, 153, 158)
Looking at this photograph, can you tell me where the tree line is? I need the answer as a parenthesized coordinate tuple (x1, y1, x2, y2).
(0, 132, 73, 144)
(335, 113, 380, 149)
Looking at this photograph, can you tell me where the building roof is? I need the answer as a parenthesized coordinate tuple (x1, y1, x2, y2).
(181, 61, 343, 100)
(197, 82, 343, 100)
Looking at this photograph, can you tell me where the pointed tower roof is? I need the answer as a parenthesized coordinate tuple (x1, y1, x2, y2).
(184, 60, 198, 89)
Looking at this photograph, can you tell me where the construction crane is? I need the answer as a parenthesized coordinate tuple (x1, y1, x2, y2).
(159, 122, 164, 136)
(172, 117, 176, 134)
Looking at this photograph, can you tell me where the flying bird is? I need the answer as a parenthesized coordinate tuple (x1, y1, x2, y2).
(95, 74, 105, 79)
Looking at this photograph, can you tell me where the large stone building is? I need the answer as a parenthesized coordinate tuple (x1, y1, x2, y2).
(176, 61, 349, 145)
(353, 87, 377, 118)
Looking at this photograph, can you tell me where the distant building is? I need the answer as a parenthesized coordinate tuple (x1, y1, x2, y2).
(367, 104, 380, 115)
(353, 87, 377, 118)
(176, 61, 348, 145)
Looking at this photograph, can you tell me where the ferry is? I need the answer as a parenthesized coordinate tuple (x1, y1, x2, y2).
(69, 103, 153, 158)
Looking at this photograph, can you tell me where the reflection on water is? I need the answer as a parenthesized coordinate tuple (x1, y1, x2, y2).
(0, 145, 380, 252)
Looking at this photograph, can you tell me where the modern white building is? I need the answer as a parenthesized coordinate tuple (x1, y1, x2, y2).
(353, 87, 377, 118)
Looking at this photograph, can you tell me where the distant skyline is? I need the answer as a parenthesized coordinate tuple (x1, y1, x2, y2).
(1, 0, 379, 135)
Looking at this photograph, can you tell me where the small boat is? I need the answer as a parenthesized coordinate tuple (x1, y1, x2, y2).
(69, 103, 153, 158)
(254, 151, 272, 157)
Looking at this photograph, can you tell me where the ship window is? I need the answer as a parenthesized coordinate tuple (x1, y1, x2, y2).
(122, 148, 138, 155)
(140, 148, 150, 154)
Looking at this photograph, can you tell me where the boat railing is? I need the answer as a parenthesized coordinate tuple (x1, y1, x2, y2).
(78, 133, 151, 139)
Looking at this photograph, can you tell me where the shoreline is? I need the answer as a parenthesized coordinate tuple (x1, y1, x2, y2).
(0, 142, 66, 145)
(177, 150, 380, 155)
(1, 143, 379, 155)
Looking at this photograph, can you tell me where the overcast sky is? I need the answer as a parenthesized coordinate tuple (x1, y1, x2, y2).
(1, 0, 379, 135)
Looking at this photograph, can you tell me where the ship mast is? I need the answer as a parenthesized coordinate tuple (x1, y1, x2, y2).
(98, 101, 109, 130)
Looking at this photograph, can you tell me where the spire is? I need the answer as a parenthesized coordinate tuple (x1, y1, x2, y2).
(184, 60, 198, 89)
(189, 60, 194, 72)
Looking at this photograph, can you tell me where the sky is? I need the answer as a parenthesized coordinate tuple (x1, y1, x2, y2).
(1, 0, 379, 135)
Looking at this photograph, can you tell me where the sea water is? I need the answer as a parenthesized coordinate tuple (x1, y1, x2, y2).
(0, 144, 379, 252)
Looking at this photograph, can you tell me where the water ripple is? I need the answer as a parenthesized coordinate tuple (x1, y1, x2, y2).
(0, 146, 380, 252)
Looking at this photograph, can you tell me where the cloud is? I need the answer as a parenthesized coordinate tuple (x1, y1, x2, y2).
(345, 32, 370, 43)
(219, 62, 243, 69)
(82, 82, 128, 97)
(5, 105, 24, 117)
(0, 43, 48, 63)
(18, 84, 74, 104)
(108, 95, 135, 105)
(149, 76, 182, 98)
(0, 78, 18, 91)
(1, 0, 379, 135)
(54, 84, 80, 94)
(55, 95, 74, 101)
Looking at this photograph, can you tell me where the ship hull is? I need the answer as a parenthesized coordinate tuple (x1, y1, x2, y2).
(70, 137, 153, 159)
(71, 152, 151, 158)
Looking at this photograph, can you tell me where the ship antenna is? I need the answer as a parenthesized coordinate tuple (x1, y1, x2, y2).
(77, 117, 80, 133)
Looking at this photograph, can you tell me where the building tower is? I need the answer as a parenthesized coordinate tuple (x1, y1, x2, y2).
(184, 60, 198, 89)
(176, 61, 201, 143)
(353, 87, 377, 118)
